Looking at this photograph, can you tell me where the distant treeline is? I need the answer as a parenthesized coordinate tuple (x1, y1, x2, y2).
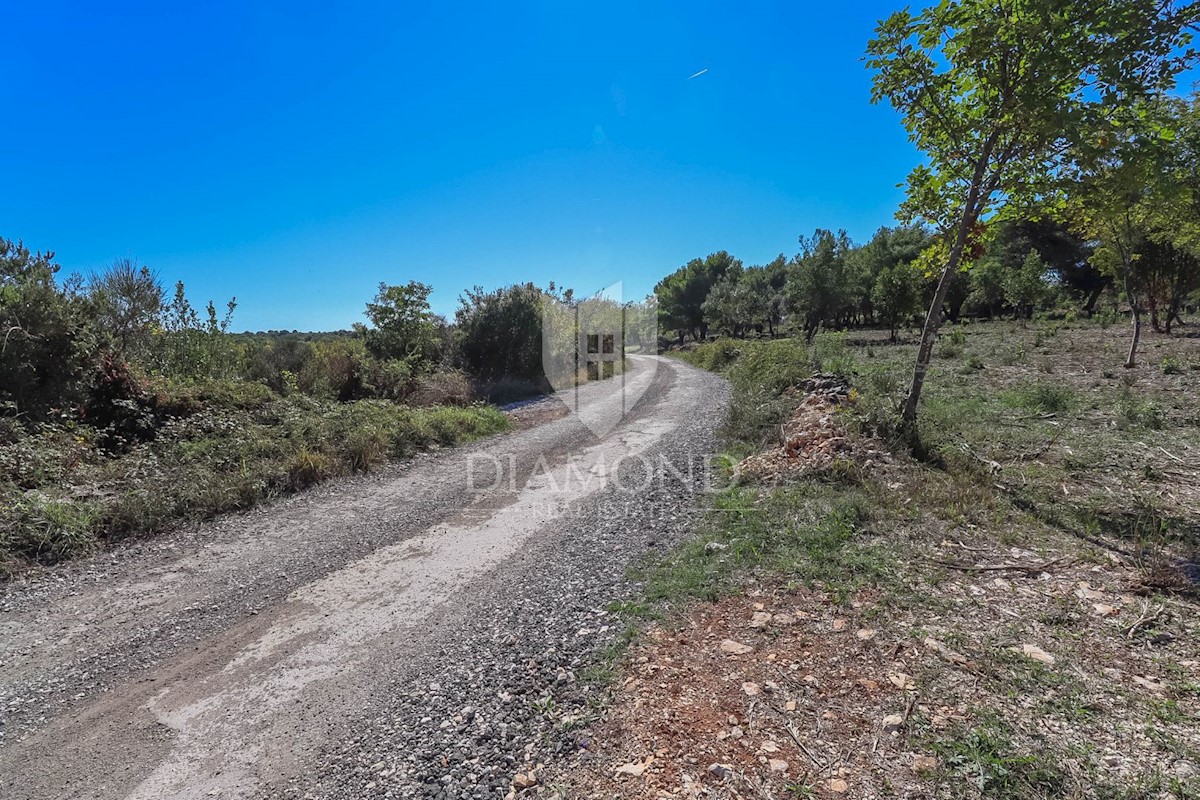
(655, 215, 1200, 347)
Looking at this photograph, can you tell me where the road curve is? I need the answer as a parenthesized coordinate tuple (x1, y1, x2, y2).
(0, 355, 729, 799)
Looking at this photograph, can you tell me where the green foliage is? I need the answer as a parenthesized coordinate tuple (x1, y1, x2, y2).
(931, 714, 1066, 798)
(1006, 382, 1075, 414)
(356, 281, 440, 368)
(786, 229, 854, 340)
(655, 251, 741, 341)
(88, 258, 164, 356)
(1003, 250, 1051, 319)
(0, 392, 509, 569)
(871, 258, 923, 340)
(455, 282, 549, 387)
(152, 281, 240, 381)
(0, 238, 96, 418)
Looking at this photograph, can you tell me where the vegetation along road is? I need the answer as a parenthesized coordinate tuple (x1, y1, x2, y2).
(0, 355, 729, 800)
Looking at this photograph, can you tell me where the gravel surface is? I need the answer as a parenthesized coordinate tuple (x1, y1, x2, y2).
(0, 355, 729, 799)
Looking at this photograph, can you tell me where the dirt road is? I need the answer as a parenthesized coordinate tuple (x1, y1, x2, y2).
(0, 356, 729, 799)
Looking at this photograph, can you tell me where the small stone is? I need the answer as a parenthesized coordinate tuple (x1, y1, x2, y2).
(769, 759, 789, 773)
(828, 777, 849, 792)
(856, 628, 876, 640)
(912, 755, 938, 774)
(760, 740, 779, 753)
(512, 772, 537, 790)
(785, 700, 797, 711)
(742, 682, 761, 697)
(882, 714, 904, 734)
(748, 612, 773, 628)
(720, 639, 755, 656)
(704, 542, 728, 554)
(707, 763, 733, 779)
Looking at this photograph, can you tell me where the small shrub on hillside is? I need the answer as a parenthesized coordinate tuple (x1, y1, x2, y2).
(1116, 387, 1165, 430)
(1162, 357, 1184, 376)
(287, 449, 333, 489)
(408, 370, 473, 407)
(1007, 382, 1075, 414)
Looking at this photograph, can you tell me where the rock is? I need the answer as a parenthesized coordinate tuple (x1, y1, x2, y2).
(1012, 643, 1055, 666)
(748, 611, 773, 628)
(856, 628, 876, 640)
(614, 756, 653, 777)
(741, 682, 761, 696)
(707, 763, 733, 779)
(704, 542, 728, 554)
(512, 771, 537, 789)
(828, 777, 849, 792)
(760, 740, 779, 753)
(768, 759, 789, 773)
(882, 714, 904, 734)
(912, 755, 938, 774)
(888, 672, 914, 690)
(719, 639, 755, 656)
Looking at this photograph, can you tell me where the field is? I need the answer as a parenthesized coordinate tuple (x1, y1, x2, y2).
(550, 318, 1200, 799)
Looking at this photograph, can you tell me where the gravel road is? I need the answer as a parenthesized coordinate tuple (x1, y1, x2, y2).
(0, 355, 729, 799)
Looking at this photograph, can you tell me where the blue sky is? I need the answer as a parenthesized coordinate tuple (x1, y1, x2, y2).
(3, 1, 917, 331)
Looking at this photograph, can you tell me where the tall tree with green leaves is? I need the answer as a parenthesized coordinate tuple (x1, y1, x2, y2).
(654, 251, 741, 342)
(867, 0, 1197, 429)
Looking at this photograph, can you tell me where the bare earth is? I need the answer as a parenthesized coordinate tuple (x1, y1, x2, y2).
(0, 355, 730, 800)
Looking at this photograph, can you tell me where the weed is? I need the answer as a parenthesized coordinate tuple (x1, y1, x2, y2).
(930, 714, 1067, 798)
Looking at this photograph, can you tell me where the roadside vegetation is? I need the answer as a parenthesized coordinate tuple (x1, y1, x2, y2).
(0, 242, 615, 574)
(555, 321, 1199, 798)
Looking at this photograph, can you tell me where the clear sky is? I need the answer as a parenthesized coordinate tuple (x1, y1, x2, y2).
(3, 0, 918, 331)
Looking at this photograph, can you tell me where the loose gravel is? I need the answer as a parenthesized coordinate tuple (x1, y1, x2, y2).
(0, 357, 729, 800)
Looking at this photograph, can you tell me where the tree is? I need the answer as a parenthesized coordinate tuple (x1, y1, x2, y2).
(867, 0, 1197, 428)
(455, 283, 548, 384)
(1068, 97, 1184, 366)
(654, 251, 741, 342)
(872, 260, 923, 341)
(1003, 250, 1050, 321)
(985, 218, 1099, 312)
(0, 239, 94, 417)
(786, 230, 853, 341)
(847, 226, 934, 327)
(88, 258, 163, 356)
(357, 281, 439, 367)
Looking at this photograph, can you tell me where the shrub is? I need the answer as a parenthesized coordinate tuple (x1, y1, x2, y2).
(408, 370, 474, 407)
(1162, 357, 1184, 375)
(1008, 382, 1075, 414)
(287, 448, 333, 489)
(455, 283, 548, 386)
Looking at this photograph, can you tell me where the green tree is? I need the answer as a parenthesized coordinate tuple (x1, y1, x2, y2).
(455, 283, 548, 385)
(872, 260, 923, 341)
(1068, 98, 1184, 366)
(786, 229, 853, 341)
(0, 239, 94, 417)
(867, 0, 1196, 427)
(654, 251, 741, 342)
(1003, 250, 1050, 321)
(357, 281, 439, 368)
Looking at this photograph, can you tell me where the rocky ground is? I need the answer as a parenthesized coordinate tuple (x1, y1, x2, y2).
(0, 355, 730, 799)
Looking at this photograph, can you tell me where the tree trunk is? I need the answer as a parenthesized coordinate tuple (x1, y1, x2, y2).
(1124, 269, 1142, 368)
(899, 142, 995, 430)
